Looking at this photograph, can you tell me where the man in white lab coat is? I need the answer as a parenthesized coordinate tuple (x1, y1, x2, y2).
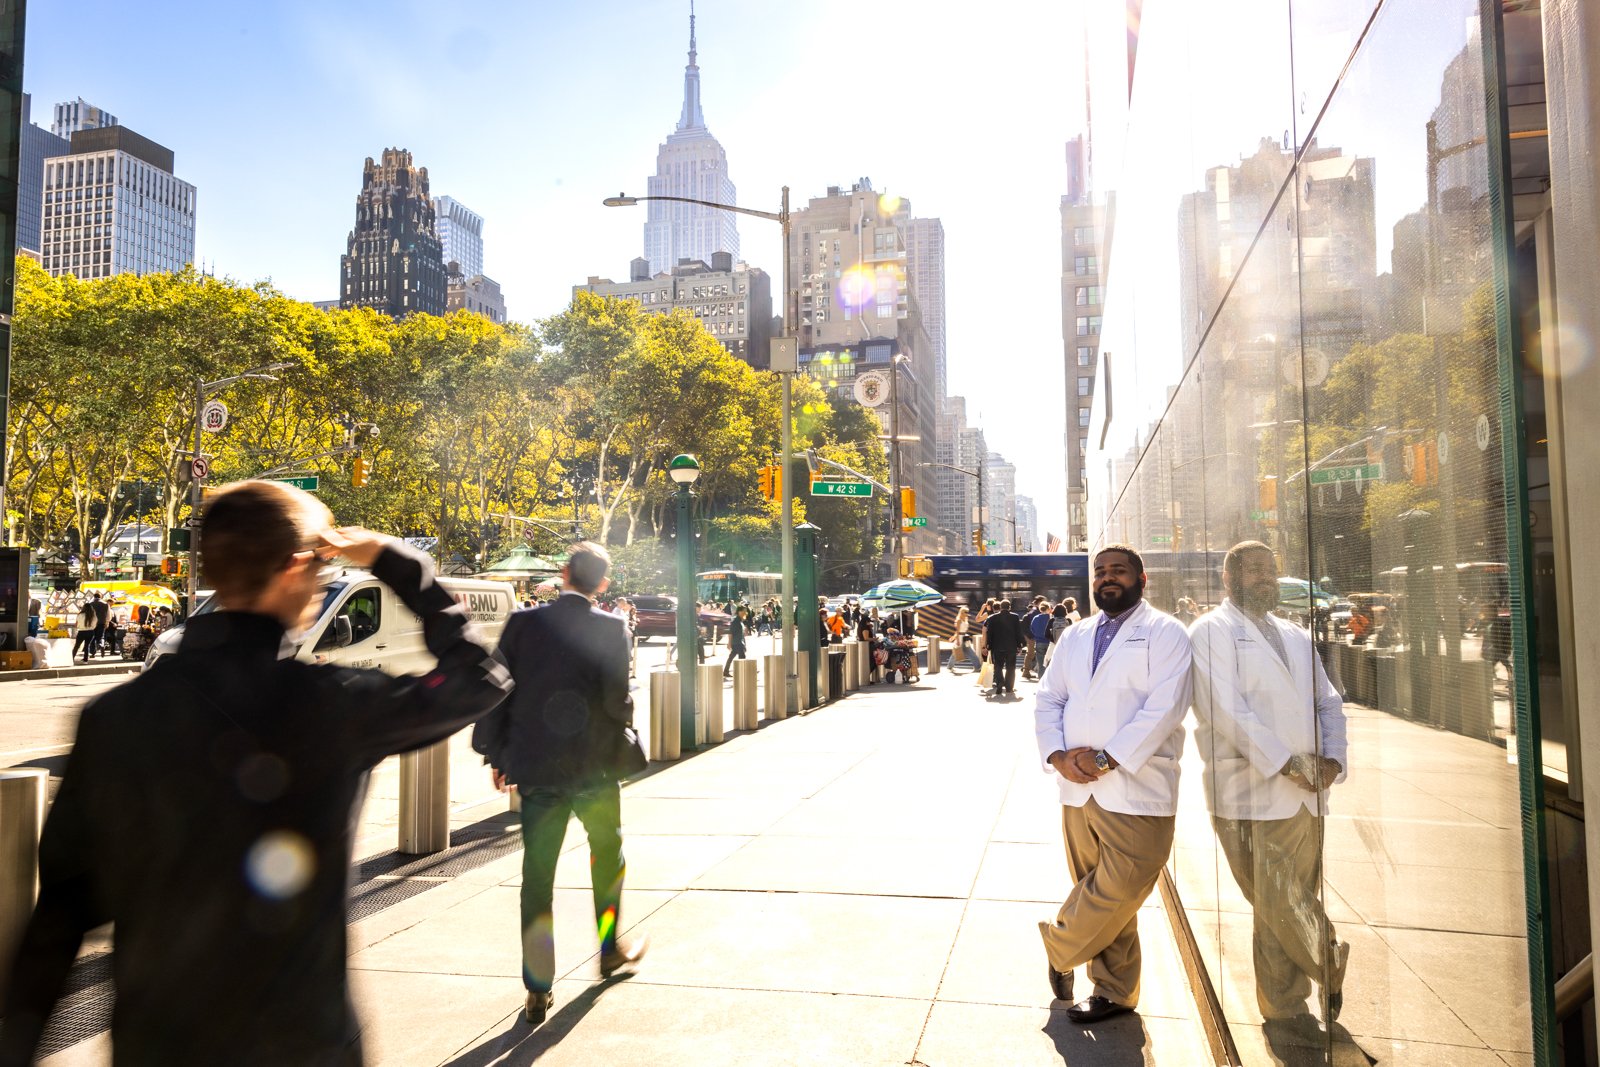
(1034, 544, 1193, 1024)
(1189, 541, 1350, 1024)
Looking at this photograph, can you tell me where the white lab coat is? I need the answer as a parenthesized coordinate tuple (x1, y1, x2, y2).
(1033, 600, 1194, 815)
(1188, 599, 1348, 820)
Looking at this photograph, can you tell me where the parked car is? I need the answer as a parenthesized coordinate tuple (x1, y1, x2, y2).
(629, 594, 731, 640)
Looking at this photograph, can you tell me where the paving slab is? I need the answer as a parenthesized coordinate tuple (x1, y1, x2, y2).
(916, 1000, 1208, 1067)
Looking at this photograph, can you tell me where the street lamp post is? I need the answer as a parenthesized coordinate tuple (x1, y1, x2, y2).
(669, 453, 701, 751)
(889, 354, 909, 576)
(604, 188, 798, 714)
(186, 362, 292, 611)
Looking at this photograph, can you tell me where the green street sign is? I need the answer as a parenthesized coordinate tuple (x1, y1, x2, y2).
(1150, 535, 1173, 544)
(1309, 463, 1382, 486)
(901, 517, 928, 528)
(273, 475, 321, 492)
(984, 539, 998, 547)
(810, 479, 873, 498)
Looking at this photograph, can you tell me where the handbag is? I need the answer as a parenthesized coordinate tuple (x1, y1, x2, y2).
(979, 660, 994, 688)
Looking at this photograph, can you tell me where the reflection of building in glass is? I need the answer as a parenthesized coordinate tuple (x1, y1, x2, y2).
(1062, 134, 1102, 552)
(338, 149, 447, 318)
(642, 7, 739, 275)
(576, 252, 772, 368)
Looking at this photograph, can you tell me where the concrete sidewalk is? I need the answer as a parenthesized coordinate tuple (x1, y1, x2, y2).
(39, 663, 1211, 1067)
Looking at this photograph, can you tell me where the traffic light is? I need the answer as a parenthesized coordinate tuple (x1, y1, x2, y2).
(758, 465, 776, 501)
(1172, 523, 1184, 552)
(352, 456, 370, 488)
(900, 487, 915, 520)
(971, 528, 983, 554)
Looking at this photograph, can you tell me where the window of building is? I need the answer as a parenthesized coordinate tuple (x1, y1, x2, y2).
(1074, 226, 1094, 245)
(1077, 346, 1094, 367)
(1076, 316, 1101, 336)
(1078, 407, 1091, 427)
(1076, 286, 1101, 306)
(1078, 377, 1093, 396)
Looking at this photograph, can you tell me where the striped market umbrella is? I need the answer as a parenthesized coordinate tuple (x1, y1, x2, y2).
(860, 580, 946, 611)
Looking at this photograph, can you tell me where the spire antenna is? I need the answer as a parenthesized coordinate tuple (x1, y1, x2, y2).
(676, 0, 705, 130)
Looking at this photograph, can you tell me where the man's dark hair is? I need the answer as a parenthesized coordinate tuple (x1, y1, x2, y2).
(565, 541, 611, 594)
(1064, 597, 1077, 609)
(202, 480, 331, 604)
(999, 599, 1012, 612)
(1223, 539, 1274, 578)
(1094, 543, 1145, 575)
(91, 591, 102, 601)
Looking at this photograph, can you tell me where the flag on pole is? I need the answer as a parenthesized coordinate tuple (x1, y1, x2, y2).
(1045, 532, 1062, 552)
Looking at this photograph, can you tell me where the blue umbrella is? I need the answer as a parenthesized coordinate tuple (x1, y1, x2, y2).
(860, 580, 946, 610)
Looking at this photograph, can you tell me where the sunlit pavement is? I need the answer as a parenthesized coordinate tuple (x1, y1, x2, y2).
(39, 651, 1210, 1067)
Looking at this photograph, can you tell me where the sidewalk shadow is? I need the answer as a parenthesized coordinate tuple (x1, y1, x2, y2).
(439, 978, 620, 1067)
(1043, 1008, 1150, 1065)
(1262, 1015, 1377, 1066)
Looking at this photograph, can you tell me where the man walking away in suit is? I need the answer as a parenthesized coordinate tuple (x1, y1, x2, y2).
(473, 542, 648, 1028)
(0, 480, 512, 1067)
(983, 599, 1026, 696)
(1034, 544, 1193, 1025)
(88, 592, 110, 658)
(1189, 541, 1349, 1026)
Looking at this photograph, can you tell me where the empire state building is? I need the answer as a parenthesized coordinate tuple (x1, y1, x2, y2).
(643, 5, 739, 275)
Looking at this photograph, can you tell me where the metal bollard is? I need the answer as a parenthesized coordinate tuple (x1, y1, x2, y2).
(927, 636, 942, 675)
(817, 648, 831, 704)
(858, 640, 872, 687)
(733, 659, 758, 730)
(764, 653, 786, 720)
(797, 649, 812, 710)
(0, 768, 48, 1006)
(650, 670, 682, 761)
(698, 663, 724, 744)
(398, 738, 451, 854)
(843, 642, 859, 692)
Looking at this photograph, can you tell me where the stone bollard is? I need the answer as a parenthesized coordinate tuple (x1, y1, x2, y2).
(650, 669, 682, 761)
(733, 659, 758, 730)
(797, 649, 813, 710)
(399, 738, 451, 854)
(843, 642, 860, 692)
(927, 636, 942, 675)
(698, 663, 725, 743)
(0, 768, 48, 1006)
(764, 654, 786, 720)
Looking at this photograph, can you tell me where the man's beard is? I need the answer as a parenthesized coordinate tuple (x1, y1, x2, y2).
(1093, 578, 1143, 614)
(1229, 575, 1279, 615)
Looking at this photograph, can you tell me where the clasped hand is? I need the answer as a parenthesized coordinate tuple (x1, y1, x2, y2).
(1049, 747, 1108, 785)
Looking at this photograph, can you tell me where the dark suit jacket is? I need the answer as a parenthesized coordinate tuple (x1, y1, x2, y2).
(0, 543, 512, 1067)
(983, 610, 1026, 654)
(473, 593, 634, 790)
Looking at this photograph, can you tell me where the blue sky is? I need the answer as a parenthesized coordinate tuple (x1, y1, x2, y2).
(25, 0, 1086, 538)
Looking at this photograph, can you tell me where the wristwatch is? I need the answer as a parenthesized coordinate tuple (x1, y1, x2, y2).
(1281, 753, 1311, 779)
(1093, 749, 1112, 774)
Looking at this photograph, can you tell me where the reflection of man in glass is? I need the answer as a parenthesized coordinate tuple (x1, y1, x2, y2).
(1189, 540, 1350, 1024)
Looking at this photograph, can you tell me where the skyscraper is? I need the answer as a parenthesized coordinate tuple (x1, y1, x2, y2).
(433, 195, 484, 279)
(339, 149, 446, 318)
(1061, 135, 1102, 552)
(40, 125, 197, 279)
(51, 97, 117, 138)
(18, 95, 69, 253)
(905, 217, 947, 406)
(643, 4, 738, 275)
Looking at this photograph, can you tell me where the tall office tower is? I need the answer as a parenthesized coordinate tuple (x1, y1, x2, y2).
(905, 217, 947, 406)
(51, 97, 117, 137)
(433, 195, 484, 279)
(1061, 135, 1102, 552)
(643, 4, 739, 275)
(936, 396, 987, 549)
(40, 126, 197, 280)
(577, 251, 773, 367)
(339, 149, 447, 318)
(18, 95, 69, 253)
(1014, 495, 1039, 552)
(986, 450, 1018, 551)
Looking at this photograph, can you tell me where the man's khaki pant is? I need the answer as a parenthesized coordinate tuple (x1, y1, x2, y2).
(1039, 797, 1175, 1007)
(1213, 808, 1344, 1019)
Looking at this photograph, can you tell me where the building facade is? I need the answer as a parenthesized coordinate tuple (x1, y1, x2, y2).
(433, 195, 484, 280)
(984, 451, 1017, 553)
(40, 125, 196, 280)
(446, 267, 506, 324)
(50, 97, 116, 138)
(905, 217, 948, 407)
(1079, 0, 1600, 1061)
(643, 9, 739, 275)
(17, 95, 68, 254)
(935, 396, 987, 550)
(576, 251, 773, 367)
(1061, 135, 1101, 552)
(1013, 495, 1039, 553)
(339, 149, 446, 318)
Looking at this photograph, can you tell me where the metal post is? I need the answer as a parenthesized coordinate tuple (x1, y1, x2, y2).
(397, 740, 450, 854)
(0, 10, 23, 548)
(675, 483, 698, 751)
(890, 358, 903, 576)
(187, 379, 202, 610)
(0, 768, 46, 1007)
(977, 458, 986, 554)
(780, 185, 798, 716)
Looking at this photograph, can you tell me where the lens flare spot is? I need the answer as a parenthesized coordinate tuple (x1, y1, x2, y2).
(597, 906, 618, 945)
(1551, 323, 1594, 378)
(245, 830, 315, 900)
(878, 193, 902, 215)
(836, 264, 876, 314)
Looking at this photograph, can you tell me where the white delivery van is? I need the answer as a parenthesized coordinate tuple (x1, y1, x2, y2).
(142, 568, 518, 676)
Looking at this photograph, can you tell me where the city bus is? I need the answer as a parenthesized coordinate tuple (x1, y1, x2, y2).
(915, 554, 1092, 638)
(696, 569, 783, 606)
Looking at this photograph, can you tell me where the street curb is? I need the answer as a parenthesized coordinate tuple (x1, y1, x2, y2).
(0, 663, 142, 684)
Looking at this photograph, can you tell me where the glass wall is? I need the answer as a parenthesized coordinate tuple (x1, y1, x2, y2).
(1082, 0, 1540, 1061)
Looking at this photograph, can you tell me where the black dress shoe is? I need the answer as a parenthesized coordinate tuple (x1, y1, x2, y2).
(1066, 995, 1134, 1024)
(524, 990, 553, 1026)
(1048, 963, 1074, 1002)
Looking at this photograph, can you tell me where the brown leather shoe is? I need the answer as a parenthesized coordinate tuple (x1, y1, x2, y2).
(1048, 963, 1074, 1002)
(524, 990, 553, 1026)
(600, 934, 649, 978)
(1066, 995, 1134, 1024)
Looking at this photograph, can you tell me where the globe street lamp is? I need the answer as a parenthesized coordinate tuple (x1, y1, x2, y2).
(669, 453, 702, 750)
(604, 189, 798, 715)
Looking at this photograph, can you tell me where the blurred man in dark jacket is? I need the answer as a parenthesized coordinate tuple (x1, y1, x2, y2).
(0, 480, 512, 1067)
(984, 598, 1027, 696)
(472, 541, 648, 1028)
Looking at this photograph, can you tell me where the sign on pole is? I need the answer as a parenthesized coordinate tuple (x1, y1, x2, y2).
(984, 539, 998, 547)
(190, 456, 210, 481)
(901, 516, 927, 528)
(273, 475, 321, 492)
(1150, 535, 1173, 544)
(200, 400, 229, 433)
(810, 479, 873, 498)
(1308, 463, 1382, 486)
